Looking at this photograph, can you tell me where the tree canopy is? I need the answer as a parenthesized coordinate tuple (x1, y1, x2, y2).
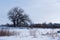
(8, 7, 32, 27)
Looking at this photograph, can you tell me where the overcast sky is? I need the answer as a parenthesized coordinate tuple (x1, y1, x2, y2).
(0, 0, 60, 25)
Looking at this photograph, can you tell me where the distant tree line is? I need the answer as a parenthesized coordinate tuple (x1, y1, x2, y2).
(1, 23, 60, 28)
(29, 23, 60, 28)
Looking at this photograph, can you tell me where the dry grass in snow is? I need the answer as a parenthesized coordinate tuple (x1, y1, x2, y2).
(0, 29, 16, 36)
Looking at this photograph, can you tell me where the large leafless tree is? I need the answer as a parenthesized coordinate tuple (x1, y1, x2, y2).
(8, 7, 32, 27)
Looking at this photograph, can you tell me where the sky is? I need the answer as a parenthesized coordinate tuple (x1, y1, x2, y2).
(0, 0, 60, 25)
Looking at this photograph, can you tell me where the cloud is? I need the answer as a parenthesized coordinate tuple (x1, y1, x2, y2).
(26, 0, 60, 23)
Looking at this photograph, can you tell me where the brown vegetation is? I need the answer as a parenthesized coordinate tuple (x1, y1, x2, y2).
(0, 30, 16, 36)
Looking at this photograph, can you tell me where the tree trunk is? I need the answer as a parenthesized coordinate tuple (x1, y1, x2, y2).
(13, 20, 16, 27)
(17, 19, 19, 27)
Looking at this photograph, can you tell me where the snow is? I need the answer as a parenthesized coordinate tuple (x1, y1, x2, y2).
(0, 27, 60, 40)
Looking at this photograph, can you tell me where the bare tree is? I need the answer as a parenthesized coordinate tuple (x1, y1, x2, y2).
(8, 7, 32, 27)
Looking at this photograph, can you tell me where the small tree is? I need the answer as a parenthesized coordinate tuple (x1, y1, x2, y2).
(8, 7, 32, 27)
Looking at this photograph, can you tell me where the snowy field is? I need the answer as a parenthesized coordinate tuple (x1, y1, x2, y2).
(0, 27, 60, 40)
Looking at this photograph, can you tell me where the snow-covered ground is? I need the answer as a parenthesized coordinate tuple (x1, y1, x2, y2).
(0, 27, 60, 40)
